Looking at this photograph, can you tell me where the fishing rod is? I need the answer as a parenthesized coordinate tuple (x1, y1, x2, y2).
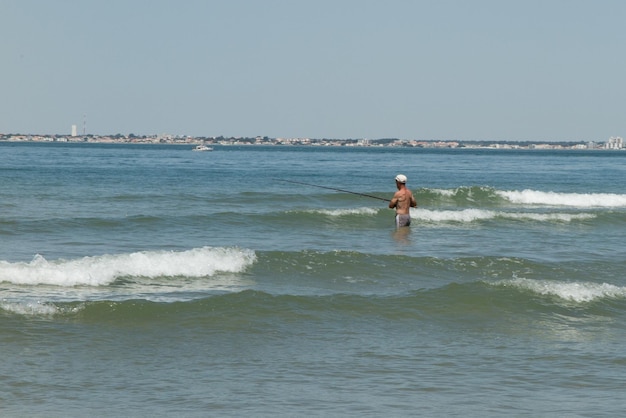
(274, 178, 390, 202)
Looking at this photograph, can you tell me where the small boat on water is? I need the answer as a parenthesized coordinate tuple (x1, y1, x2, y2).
(192, 144, 213, 152)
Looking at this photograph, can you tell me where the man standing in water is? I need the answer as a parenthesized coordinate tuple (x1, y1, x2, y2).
(389, 174, 417, 227)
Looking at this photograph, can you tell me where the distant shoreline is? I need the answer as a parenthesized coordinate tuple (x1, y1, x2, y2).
(1, 134, 623, 151)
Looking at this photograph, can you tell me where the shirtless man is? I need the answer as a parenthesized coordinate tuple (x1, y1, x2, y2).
(389, 174, 417, 227)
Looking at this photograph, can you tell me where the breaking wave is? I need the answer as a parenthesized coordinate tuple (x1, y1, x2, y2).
(493, 277, 626, 303)
(497, 190, 626, 208)
(412, 208, 595, 223)
(418, 186, 626, 208)
(0, 246, 257, 287)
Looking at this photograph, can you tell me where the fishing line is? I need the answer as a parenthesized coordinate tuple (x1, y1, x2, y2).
(274, 178, 390, 202)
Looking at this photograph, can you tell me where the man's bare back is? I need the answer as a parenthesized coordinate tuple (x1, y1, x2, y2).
(390, 188, 415, 215)
(389, 174, 417, 227)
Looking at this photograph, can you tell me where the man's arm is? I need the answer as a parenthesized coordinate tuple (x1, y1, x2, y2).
(389, 191, 400, 209)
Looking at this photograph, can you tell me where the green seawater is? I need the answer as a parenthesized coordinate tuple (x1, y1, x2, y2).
(1, 143, 625, 416)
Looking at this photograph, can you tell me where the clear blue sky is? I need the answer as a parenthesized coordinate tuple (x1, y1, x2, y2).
(2, 0, 624, 141)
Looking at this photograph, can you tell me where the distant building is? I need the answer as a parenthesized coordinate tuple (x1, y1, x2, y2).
(605, 136, 623, 150)
(71, 125, 77, 137)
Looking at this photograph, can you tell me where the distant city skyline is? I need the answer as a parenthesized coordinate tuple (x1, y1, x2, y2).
(3, 131, 622, 152)
(2, 1, 625, 141)
(1, 127, 623, 145)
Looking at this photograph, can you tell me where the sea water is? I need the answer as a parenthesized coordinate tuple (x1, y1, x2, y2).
(1, 142, 625, 417)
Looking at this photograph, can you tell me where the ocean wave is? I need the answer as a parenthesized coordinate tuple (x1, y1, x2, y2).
(417, 186, 626, 209)
(0, 246, 257, 287)
(6, 277, 626, 320)
(497, 190, 626, 208)
(302, 207, 379, 216)
(417, 186, 505, 206)
(291, 205, 593, 224)
(412, 208, 595, 223)
(3, 249, 625, 318)
(0, 300, 61, 316)
(493, 277, 626, 303)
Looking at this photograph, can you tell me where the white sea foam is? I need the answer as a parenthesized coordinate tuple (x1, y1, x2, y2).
(502, 212, 595, 222)
(430, 188, 456, 197)
(497, 277, 626, 303)
(413, 208, 494, 223)
(309, 207, 379, 216)
(412, 208, 594, 223)
(0, 246, 257, 287)
(497, 189, 626, 208)
(0, 301, 59, 316)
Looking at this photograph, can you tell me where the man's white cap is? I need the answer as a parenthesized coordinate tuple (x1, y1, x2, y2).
(395, 174, 407, 183)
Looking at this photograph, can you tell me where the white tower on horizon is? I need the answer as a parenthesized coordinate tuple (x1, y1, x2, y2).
(71, 125, 77, 137)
